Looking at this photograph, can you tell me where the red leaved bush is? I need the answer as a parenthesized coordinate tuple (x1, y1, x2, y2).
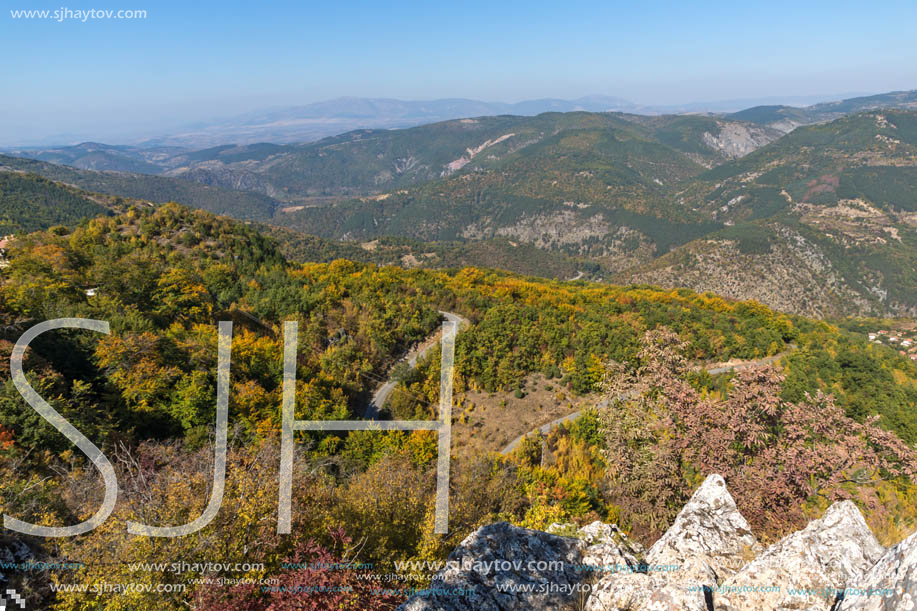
(601, 328, 917, 542)
(194, 528, 402, 610)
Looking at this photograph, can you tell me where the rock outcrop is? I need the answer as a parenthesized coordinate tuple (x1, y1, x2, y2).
(586, 474, 759, 611)
(398, 522, 588, 611)
(549, 520, 643, 570)
(836, 529, 917, 610)
(646, 474, 760, 581)
(399, 475, 916, 611)
(717, 501, 885, 610)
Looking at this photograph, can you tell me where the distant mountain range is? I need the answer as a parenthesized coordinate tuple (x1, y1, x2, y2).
(137, 96, 644, 147)
(144, 91, 876, 147)
(6, 90, 915, 167)
(0, 91, 876, 149)
(728, 90, 917, 132)
(3, 89, 917, 318)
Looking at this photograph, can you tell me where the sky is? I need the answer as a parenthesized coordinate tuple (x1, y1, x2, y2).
(2, 0, 917, 145)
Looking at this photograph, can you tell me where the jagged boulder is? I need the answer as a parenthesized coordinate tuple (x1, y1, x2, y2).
(717, 501, 885, 611)
(398, 476, 917, 611)
(579, 521, 619, 545)
(580, 543, 636, 576)
(586, 474, 758, 611)
(578, 521, 645, 556)
(549, 520, 644, 572)
(398, 522, 588, 611)
(646, 474, 760, 581)
(587, 569, 710, 611)
(836, 529, 917, 610)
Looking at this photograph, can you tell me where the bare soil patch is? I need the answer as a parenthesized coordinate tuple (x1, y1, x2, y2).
(451, 374, 595, 456)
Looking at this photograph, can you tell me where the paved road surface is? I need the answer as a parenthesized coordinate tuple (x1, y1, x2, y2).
(703, 349, 792, 375)
(499, 348, 795, 455)
(364, 311, 467, 419)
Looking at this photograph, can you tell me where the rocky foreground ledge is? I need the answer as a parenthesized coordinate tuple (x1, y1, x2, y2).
(400, 474, 916, 610)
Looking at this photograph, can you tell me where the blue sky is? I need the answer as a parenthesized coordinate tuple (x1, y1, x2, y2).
(2, 0, 917, 144)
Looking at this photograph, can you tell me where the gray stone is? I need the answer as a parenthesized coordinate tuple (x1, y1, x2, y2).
(646, 474, 760, 582)
(0, 537, 30, 583)
(401, 476, 917, 611)
(398, 522, 588, 611)
(584, 568, 710, 611)
(586, 473, 757, 611)
(836, 529, 917, 611)
(577, 520, 644, 573)
(717, 501, 885, 611)
(581, 543, 636, 576)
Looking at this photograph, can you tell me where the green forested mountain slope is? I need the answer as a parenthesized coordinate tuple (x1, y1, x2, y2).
(2, 205, 916, 587)
(11, 141, 172, 174)
(684, 110, 917, 220)
(0, 171, 113, 233)
(163, 111, 779, 202)
(623, 111, 917, 317)
(282, 109, 917, 317)
(729, 90, 917, 130)
(5, 109, 917, 317)
(0, 153, 281, 220)
(263, 226, 587, 279)
(3, 203, 915, 442)
(274, 113, 731, 262)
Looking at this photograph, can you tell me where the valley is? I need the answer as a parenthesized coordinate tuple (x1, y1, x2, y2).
(2, 173, 915, 611)
(6, 91, 917, 318)
(6, 6, 917, 610)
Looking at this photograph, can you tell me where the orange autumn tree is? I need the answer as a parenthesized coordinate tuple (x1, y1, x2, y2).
(0, 424, 13, 451)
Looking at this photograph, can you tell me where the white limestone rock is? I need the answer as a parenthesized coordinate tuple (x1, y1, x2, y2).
(586, 474, 757, 611)
(717, 501, 885, 611)
(836, 529, 917, 611)
(646, 474, 760, 582)
(402, 477, 917, 611)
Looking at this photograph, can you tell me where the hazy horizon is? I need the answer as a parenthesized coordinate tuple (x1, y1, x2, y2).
(4, 0, 917, 145)
(0, 89, 886, 148)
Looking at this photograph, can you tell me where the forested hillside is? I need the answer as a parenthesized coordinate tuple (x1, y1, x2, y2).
(624, 110, 917, 317)
(273, 110, 917, 318)
(0, 171, 113, 234)
(263, 226, 588, 280)
(275, 113, 726, 262)
(181, 111, 773, 199)
(0, 154, 280, 221)
(9, 111, 780, 201)
(728, 89, 917, 132)
(1, 204, 915, 608)
(6, 106, 917, 318)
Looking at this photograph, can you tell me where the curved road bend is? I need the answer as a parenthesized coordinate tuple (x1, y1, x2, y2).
(364, 311, 468, 420)
(500, 348, 796, 455)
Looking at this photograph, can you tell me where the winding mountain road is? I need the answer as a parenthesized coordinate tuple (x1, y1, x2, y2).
(362, 314, 795, 452)
(364, 311, 467, 420)
(499, 347, 796, 455)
